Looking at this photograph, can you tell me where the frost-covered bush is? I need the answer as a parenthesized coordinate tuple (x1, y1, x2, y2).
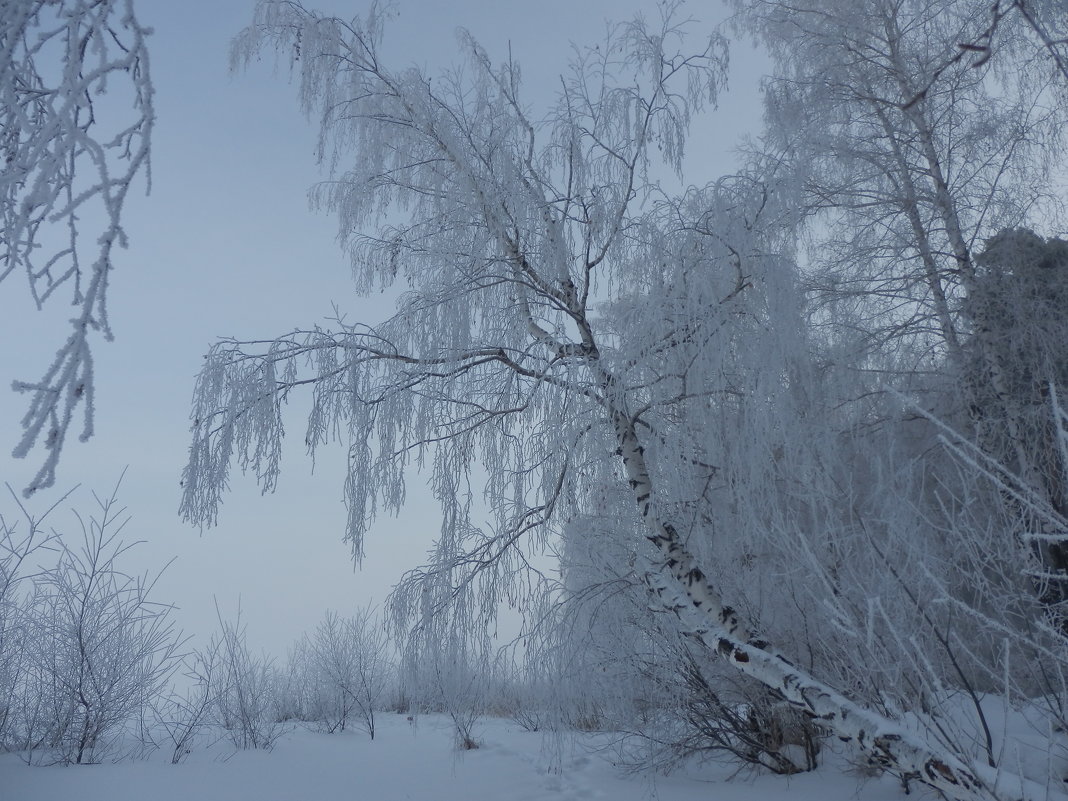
(0, 485, 181, 764)
(211, 609, 284, 751)
(153, 643, 225, 764)
(290, 607, 392, 739)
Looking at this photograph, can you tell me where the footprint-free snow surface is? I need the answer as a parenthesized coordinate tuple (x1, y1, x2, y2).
(1, 714, 928, 800)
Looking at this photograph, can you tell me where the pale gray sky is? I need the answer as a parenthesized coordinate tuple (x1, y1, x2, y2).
(0, 0, 768, 657)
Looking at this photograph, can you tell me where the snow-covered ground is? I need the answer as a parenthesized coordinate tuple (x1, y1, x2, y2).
(1, 713, 928, 801)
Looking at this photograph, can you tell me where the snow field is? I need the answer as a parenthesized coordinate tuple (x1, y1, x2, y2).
(0, 713, 930, 801)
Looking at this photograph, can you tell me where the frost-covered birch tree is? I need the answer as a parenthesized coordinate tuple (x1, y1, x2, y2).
(737, 0, 1068, 627)
(736, 0, 1065, 370)
(177, 3, 1067, 798)
(1, 0, 153, 495)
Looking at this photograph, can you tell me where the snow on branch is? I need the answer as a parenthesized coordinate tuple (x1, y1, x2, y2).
(3, 0, 154, 495)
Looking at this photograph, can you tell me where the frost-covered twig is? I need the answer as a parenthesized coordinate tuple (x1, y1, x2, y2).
(2, 0, 154, 495)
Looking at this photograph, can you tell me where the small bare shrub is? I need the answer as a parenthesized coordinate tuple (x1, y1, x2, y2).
(212, 604, 284, 750)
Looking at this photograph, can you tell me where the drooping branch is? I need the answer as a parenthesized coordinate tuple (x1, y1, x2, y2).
(3, 0, 154, 496)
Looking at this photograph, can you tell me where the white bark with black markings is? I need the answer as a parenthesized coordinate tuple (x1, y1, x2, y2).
(612, 408, 1058, 801)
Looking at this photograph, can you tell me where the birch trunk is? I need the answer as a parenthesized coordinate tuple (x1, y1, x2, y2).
(612, 409, 1062, 801)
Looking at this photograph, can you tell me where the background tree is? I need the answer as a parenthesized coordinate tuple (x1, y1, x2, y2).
(1, 0, 153, 496)
(736, 0, 1064, 368)
(961, 229, 1068, 614)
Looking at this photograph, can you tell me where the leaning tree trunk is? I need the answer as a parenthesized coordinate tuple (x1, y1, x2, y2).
(610, 409, 1060, 801)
